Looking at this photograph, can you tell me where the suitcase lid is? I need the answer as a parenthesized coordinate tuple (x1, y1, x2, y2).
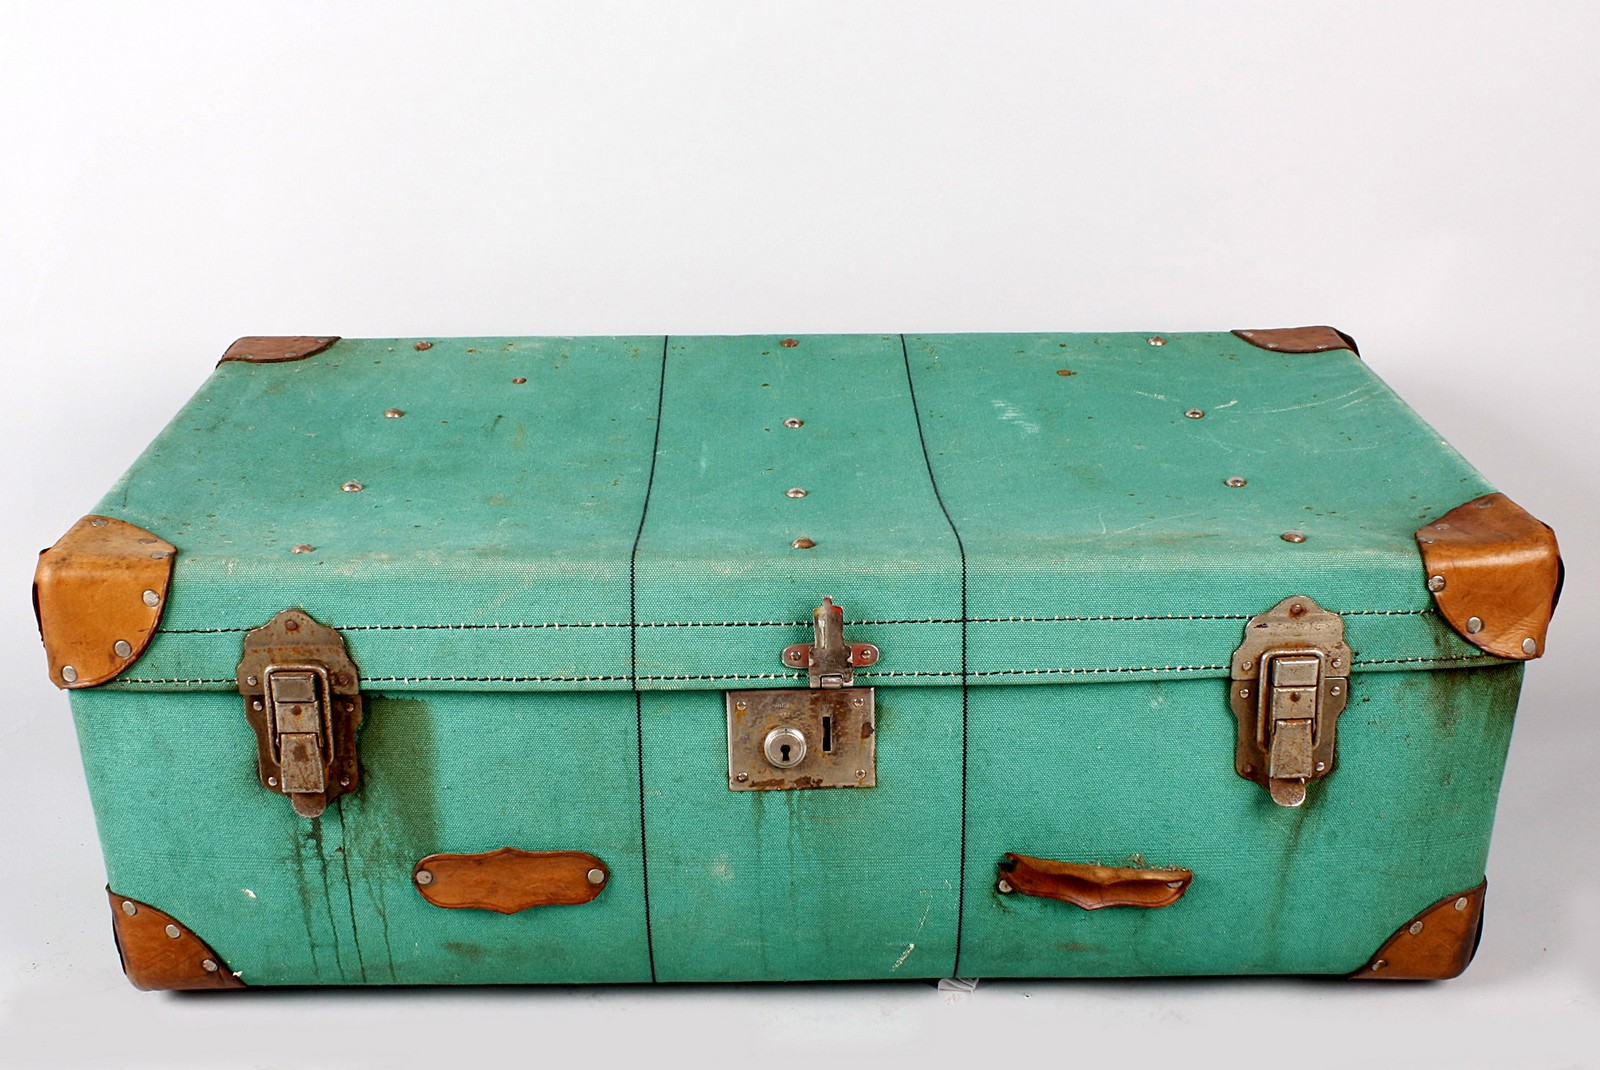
(71, 332, 1545, 694)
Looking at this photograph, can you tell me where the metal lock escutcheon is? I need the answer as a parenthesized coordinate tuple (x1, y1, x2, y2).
(1229, 595, 1350, 808)
(236, 608, 364, 818)
(726, 598, 878, 790)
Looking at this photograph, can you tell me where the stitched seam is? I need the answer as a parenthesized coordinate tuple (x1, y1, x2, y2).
(152, 608, 1436, 635)
(903, 333, 970, 979)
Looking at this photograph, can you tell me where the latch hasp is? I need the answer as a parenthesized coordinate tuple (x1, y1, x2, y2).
(236, 609, 364, 817)
(1229, 596, 1350, 808)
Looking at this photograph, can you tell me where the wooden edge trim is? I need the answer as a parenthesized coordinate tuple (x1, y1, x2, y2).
(218, 336, 339, 365)
(413, 848, 609, 914)
(34, 516, 175, 689)
(1350, 881, 1486, 981)
(107, 889, 244, 991)
(998, 853, 1193, 910)
(1417, 493, 1562, 659)
(1232, 326, 1359, 356)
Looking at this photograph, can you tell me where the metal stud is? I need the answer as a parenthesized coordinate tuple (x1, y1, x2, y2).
(780, 338, 799, 348)
(783, 417, 804, 429)
(1238, 687, 1250, 699)
(1409, 921, 1425, 936)
(342, 480, 364, 493)
(855, 769, 867, 779)
(384, 408, 406, 418)
(586, 868, 606, 886)
(786, 488, 808, 498)
(735, 772, 749, 783)
(512, 377, 527, 384)
(90, 518, 109, 527)
(1371, 959, 1387, 971)
(1466, 616, 1483, 634)
(267, 776, 278, 787)
(413, 341, 433, 351)
(415, 870, 434, 886)
(1315, 761, 1327, 772)
(1225, 476, 1247, 488)
(113, 640, 133, 659)
(1454, 897, 1469, 911)
(1522, 637, 1538, 655)
(1427, 575, 1447, 592)
(291, 544, 315, 554)
(997, 880, 1014, 894)
(142, 589, 161, 607)
(1281, 532, 1306, 543)
(792, 537, 816, 549)
(1166, 881, 1185, 889)
(164, 924, 181, 939)
(1185, 408, 1205, 419)
(61, 665, 78, 684)
(120, 900, 137, 917)
(1147, 336, 1167, 347)
(201, 959, 219, 973)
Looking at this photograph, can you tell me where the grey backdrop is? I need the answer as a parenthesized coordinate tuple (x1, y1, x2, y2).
(3, 3, 1595, 1067)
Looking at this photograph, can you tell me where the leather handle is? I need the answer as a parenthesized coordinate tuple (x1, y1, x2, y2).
(997, 853, 1192, 910)
(413, 848, 609, 914)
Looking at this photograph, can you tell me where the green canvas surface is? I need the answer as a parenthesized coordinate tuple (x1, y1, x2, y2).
(64, 333, 1522, 983)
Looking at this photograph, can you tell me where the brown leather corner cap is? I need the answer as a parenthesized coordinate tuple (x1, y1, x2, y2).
(1351, 883, 1486, 981)
(34, 516, 175, 688)
(1417, 493, 1562, 659)
(1232, 326, 1359, 356)
(108, 890, 244, 991)
(219, 336, 339, 365)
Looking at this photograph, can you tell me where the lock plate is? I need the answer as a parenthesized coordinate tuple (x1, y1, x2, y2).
(726, 688, 876, 790)
(1229, 595, 1350, 807)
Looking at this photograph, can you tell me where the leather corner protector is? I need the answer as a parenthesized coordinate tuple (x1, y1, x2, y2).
(107, 889, 244, 991)
(1417, 493, 1562, 659)
(35, 516, 175, 689)
(218, 336, 339, 365)
(413, 848, 609, 914)
(1232, 326, 1359, 356)
(1351, 882, 1486, 981)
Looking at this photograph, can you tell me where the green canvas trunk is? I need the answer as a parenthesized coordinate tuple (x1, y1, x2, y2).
(36, 329, 1562, 988)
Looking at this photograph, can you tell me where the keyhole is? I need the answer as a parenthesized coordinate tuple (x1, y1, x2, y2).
(763, 726, 807, 768)
(780, 743, 792, 762)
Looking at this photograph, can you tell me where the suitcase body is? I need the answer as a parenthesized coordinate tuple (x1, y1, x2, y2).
(37, 330, 1560, 987)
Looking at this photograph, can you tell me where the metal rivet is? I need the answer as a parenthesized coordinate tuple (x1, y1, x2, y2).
(1289, 603, 1306, 618)
(783, 417, 804, 429)
(120, 900, 137, 917)
(201, 959, 219, 973)
(142, 590, 162, 608)
(1329, 686, 1341, 697)
(1147, 336, 1167, 347)
(267, 776, 278, 786)
(1225, 476, 1247, 488)
(113, 640, 133, 659)
(852, 696, 865, 707)
(734, 772, 749, 783)
(61, 665, 78, 684)
(1314, 761, 1327, 772)
(1371, 959, 1387, 971)
(1466, 616, 1483, 634)
(1166, 881, 1184, 889)
(342, 480, 364, 493)
(150, 551, 169, 559)
(1477, 499, 1494, 508)
(339, 777, 351, 787)
(415, 870, 434, 886)
(792, 537, 816, 549)
(997, 880, 1014, 894)
(1427, 575, 1446, 592)
(413, 341, 433, 351)
(1455, 897, 1469, 911)
(586, 868, 606, 886)
(1185, 408, 1205, 419)
(1522, 637, 1538, 655)
(164, 924, 181, 939)
(246, 676, 258, 686)
(1239, 688, 1250, 699)
(284, 618, 300, 632)
(786, 488, 808, 498)
(1056, 369, 1075, 376)
(1330, 657, 1342, 668)
(384, 408, 405, 418)
(1242, 763, 1254, 774)
(734, 700, 747, 710)
(1409, 921, 1425, 936)
(512, 377, 527, 384)
(780, 338, 799, 348)
(1418, 536, 1435, 544)
(1281, 532, 1307, 543)
(855, 769, 867, 779)
(291, 544, 315, 554)
(90, 518, 109, 527)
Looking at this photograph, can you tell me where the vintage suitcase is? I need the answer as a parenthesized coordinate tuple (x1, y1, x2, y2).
(36, 329, 1562, 989)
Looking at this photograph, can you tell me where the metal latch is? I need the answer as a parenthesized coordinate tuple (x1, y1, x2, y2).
(1229, 596, 1350, 808)
(236, 609, 364, 818)
(727, 598, 878, 790)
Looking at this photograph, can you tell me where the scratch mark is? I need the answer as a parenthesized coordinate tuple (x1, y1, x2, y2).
(243, 888, 257, 899)
(1110, 510, 1207, 536)
(1251, 387, 1366, 414)
(892, 943, 917, 970)
(1134, 390, 1175, 401)
(990, 398, 1040, 434)
(1215, 399, 1239, 410)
